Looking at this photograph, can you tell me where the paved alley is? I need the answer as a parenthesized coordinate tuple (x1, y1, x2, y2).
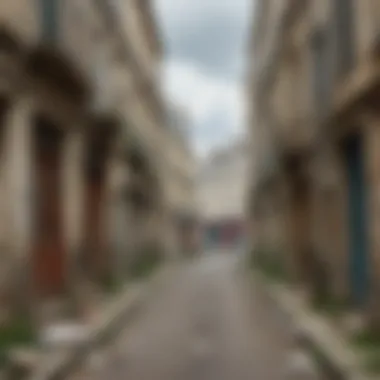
(92, 254, 292, 380)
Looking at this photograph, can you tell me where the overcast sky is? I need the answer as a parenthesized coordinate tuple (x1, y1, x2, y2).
(154, 0, 253, 158)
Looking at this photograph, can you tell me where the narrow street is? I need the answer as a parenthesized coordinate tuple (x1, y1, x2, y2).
(92, 253, 292, 380)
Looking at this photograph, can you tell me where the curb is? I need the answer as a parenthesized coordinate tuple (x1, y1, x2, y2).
(252, 271, 374, 380)
(27, 265, 172, 380)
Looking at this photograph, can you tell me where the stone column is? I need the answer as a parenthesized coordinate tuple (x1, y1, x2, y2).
(3, 96, 34, 320)
(62, 128, 85, 316)
(104, 148, 129, 283)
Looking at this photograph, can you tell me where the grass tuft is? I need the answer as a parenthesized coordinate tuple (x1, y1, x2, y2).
(129, 245, 162, 280)
(0, 317, 36, 368)
(248, 247, 287, 282)
(352, 328, 380, 374)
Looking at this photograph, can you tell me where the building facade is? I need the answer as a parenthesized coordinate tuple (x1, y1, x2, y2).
(0, 0, 192, 327)
(248, 0, 380, 324)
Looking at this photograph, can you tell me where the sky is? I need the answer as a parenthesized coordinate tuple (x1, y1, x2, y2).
(154, 0, 253, 158)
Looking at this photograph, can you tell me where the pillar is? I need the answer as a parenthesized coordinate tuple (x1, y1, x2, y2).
(62, 128, 85, 314)
(104, 147, 130, 283)
(3, 96, 34, 319)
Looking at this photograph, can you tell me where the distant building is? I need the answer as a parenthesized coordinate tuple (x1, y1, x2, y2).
(198, 139, 248, 250)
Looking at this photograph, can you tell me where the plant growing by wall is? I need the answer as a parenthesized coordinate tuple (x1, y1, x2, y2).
(0, 317, 36, 370)
(129, 243, 162, 280)
(249, 245, 287, 282)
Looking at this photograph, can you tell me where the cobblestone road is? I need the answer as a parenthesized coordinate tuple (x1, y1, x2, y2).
(88, 253, 292, 380)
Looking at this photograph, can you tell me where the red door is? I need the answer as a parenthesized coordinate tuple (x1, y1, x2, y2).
(33, 122, 65, 296)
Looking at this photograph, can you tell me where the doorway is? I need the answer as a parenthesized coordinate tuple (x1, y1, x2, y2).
(32, 115, 65, 297)
(342, 134, 369, 306)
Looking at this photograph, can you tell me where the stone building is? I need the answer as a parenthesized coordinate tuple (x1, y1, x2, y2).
(0, 0, 188, 327)
(198, 139, 248, 250)
(248, 0, 380, 322)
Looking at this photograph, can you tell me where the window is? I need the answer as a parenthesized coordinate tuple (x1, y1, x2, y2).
(39, 0, 60, 42)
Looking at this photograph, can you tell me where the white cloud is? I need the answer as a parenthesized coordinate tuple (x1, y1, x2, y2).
(161, 59, 246, 157)
(161, 60, 217, 123)
(155, 0, 252, 79)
